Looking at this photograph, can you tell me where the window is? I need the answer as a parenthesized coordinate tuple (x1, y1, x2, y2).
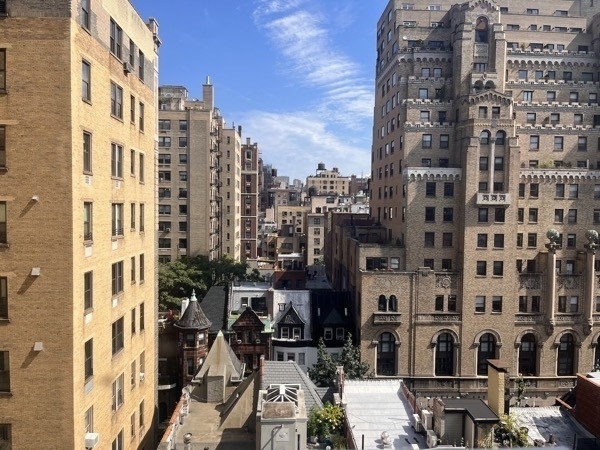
(555, 209, 564, 223)
(425, 182, 436, 197)
(493, 261, 503, 277)
(424, 259, 434, 269)
(493, 234, 504, 248)
(140, 302, 145, 331)
(139, 401, 145, 429)
(83, 202, 93, 241)
(139, 153, 145, 182)
(440, 134, 449, 148)
(492, 296, 502, 312)
(518, 70, 528, 80)
(419, 88, 428, 99)
(554, 136, 564, 150)
(84, 406, 93, 434)
(443, 207, 453, 222)
(82, 132, 92, 174)
(527, 233, 537, 247)
(556, 184, 565, 198)
(111, 143, 123, 178)
(557, 334, 575, 376)
(139, 254, 145, 283)
(527, 112, 536, 124)
(110, 19, 123, 59)
(480, 130, 490, 144)
(568, 209, 577, 223)
(81, 0, 90, 29)
(568, 184, 579, 199)
(479, 157, 489, 171)
(478, 208, 488, 223)
(477, 333, 496, 375)
(523, 91, 533, 102)
(112, 317, 124, 355)
(435, 332, 454, 376)
(110, 82, 123, 119)
(112, 261, 124, 296)
(435, 295, 444, 311)
(530, 136, 539, 150)
(422, 134, 432, 148)
(494, 157, 504, 171)
(82, 60, 91, 101)
(112, 374, 124, 413)
(0, 277, 7, 319)
(130, 95, 135, 123)
(0, 126, 5, 169)
(443, 183, 454, 197)
(324, 328, 333, 340)
(424, 232, 435, 247)
(111, 203, 123, 236)
(477, 234, 488, 248)
(517, 233, 523, 247)
(570, 91, 579, 103)
(528, 208, 538, 223)
(138, 50, 144, 80)
(425, 207, 435, 222)
(476, 261, 487, 276)
(139, 102, 144, 131)
(85, 339, 93, 380)
(84, 271, 93, 311)
(475, 296, 485, 312)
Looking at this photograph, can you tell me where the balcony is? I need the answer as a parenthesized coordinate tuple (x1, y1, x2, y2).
(555, 314, 582, 324)
(519, 273, 542, 290)
(373, 312, 402, 325)
(476, 192, 511, 206)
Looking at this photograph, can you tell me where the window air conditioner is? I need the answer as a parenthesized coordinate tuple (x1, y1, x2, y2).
(85, 432, 99, 448)
(139, 372, 145, 382)
(123, 62, 133, 74)
(165, 228, 170, 232)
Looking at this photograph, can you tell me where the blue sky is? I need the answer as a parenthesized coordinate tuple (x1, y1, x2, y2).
(131, 0, 388, 182)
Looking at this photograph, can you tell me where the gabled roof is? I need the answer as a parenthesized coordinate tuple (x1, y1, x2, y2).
(231, 307, 267, 329)
(262, 360, 323, 412)
(312, 290, 353, 327)
(199, 285, 228, 334)
(277, 303, 305, 326)
(175, 290, 212, 330)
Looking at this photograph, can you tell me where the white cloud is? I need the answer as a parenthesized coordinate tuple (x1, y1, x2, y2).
(239, 110, 370, 181)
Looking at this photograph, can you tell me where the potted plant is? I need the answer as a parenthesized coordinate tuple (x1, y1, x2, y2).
(317, 402, 345, 441)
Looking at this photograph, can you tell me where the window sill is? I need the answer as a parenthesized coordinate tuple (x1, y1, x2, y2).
(0, 243, 9, 249)
(0, 318, 10, 324)
(0, 89, 8, 95)
(81, 24, 92, 35)
(475, 311, 485, 314)
(0, 392, 13, 398)
(84, 308, 93, 316)
(82, 97, 92, 105)
(111, 236, 124, 241)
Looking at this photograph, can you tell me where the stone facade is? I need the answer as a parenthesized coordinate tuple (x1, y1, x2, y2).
(0, 0, 158, 448)
(240, 138, 260, 260)
(352, 0, 600, 400)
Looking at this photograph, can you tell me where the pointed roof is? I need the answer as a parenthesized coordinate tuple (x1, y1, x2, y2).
(277, 303, 305, 326)
(231, 306, 266, 329)
(194, 331, 243, 382)
(175, 290, 212, 330)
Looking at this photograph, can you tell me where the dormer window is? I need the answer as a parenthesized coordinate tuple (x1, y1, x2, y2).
(281, 327, 289, 339)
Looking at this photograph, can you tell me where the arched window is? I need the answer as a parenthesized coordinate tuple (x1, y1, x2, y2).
(474, 80, 484, 92)
(477, 333, 497, 375)
(378, 295, 387, 311)
(388, 295, 398, 312)
(480, 130, 491, 145)
(518, 333, 537, 376)
(484, 81, 495, 90)
(475, 17, 489, 43)
(495, 130, 506, 145)
(557, 333, 575, 376)
(436, 333, 454, 376)
(377, 332, 396, 375)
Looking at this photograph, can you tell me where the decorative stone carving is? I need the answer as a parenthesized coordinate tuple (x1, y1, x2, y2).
(519, 274, 541, 290)
(556, 275, 580, 290)
(585, 230, 599, 251)
(545, 320, 555, 336)
(436, 274, 457, 289)
(584, 319, 593, 336)
(546, 229, 561, 252)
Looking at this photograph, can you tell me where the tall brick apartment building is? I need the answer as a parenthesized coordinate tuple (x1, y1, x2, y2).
(0, 0, 159, 449)
(334, 0, 600, 401)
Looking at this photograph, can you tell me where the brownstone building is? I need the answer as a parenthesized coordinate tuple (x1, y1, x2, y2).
(0, 0, 159, 448)
(332, 0, 600, 404)
(240, 138, 260, 260)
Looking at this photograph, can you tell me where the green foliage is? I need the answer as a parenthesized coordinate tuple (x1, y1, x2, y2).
(496, 413, 530, 447)
(332, 435, 347, 449)
(307, 406, 320, 436)
(308, 334, 370, 387)
(339, 333, 370, 380)
(308, 338, 336, 387)
(158, 255, 264, 311)
(159, 259, 205, 311)
(314, 402, 345, 436)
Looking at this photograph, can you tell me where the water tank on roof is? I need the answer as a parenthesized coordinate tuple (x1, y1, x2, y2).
(317, 162, 326, 171)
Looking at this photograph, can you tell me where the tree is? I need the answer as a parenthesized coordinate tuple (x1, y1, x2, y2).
(308, 334, 370, 387)
(339, 333, 370, 380)
(308, 338, 336, 386)
(158, 255, 265, 311)
(158, 260, 205, 311)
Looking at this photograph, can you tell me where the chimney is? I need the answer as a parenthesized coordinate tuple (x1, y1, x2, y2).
(486, 359, 510, 416)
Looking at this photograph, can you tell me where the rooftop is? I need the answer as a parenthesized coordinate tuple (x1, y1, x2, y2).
(344, 379, 427, 450)
(262, 360, 323, 412)
(512, 406, 593, 446)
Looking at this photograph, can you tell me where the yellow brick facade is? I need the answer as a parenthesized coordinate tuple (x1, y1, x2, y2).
(0, 0, 158, 448)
